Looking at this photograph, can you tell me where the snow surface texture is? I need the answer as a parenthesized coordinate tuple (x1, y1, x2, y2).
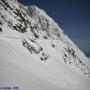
(0, 0, 90, 90)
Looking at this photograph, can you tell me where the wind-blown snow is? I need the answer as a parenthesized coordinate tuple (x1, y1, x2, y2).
(0, 0, 90, 90)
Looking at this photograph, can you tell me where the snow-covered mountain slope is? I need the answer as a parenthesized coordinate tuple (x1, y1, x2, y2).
(0, 0, 90, 90)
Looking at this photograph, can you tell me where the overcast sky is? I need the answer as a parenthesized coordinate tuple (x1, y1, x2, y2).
(18, 0, 90, 57)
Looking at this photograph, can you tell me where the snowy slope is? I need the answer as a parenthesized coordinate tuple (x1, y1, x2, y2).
(0, 0, 90, 90)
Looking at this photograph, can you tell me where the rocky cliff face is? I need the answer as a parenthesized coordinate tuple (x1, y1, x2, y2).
(0, 0, 89, 77)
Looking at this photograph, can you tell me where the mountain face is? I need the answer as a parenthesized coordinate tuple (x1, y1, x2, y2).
(0, 0, 90, 90)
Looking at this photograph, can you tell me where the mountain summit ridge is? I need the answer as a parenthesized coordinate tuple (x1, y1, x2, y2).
(0, 0, 90, 90)
(0, 0, 89, 76)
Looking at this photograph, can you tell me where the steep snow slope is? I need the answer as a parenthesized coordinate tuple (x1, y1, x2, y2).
(0, 32, 90, 90)
(0, 0, 90, 90)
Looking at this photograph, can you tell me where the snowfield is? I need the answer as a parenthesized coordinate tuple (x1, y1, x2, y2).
(0, 33, 90, 90)
(0, 0, 90, 90)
